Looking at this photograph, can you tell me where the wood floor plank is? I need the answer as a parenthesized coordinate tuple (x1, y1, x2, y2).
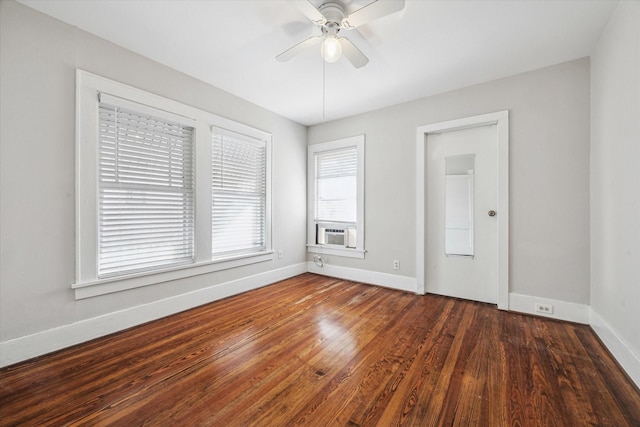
(1, 273, 639, 426)
(287, 299, 428, 425)
(376, 298, 464, 425)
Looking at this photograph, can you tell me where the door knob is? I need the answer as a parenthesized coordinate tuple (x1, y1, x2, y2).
(488, 210, 497, 217)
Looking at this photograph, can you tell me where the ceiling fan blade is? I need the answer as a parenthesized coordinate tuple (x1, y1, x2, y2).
(293, 0, 326, 26)
(339, 38, 369, 68)
(276, 36, 322, 62)
(342, 0, 405, 29)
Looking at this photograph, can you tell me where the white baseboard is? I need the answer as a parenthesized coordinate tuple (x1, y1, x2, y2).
(508, 292, 590, 324)
(306, 261, 417, 293)
(590, 309, 640, 388)
(0, 263, 307, 368)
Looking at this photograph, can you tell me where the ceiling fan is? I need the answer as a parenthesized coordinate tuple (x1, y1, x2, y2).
(276, 0, 406, 68)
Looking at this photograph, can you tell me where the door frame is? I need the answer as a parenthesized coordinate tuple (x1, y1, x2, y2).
(416, 111, 509, 310)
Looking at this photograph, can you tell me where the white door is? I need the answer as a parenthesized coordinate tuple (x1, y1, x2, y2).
(425, 124, 498, 304)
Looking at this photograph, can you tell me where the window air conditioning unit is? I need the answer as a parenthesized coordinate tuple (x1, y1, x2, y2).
(317, 223, 356, 248)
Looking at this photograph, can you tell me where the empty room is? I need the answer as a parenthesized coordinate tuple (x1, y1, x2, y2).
(1, 0, 639, 425)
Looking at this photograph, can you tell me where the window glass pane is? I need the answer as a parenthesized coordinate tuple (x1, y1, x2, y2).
(316, 176, 357, 222)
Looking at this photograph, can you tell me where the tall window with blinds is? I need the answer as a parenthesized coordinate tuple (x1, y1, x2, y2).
(212, 128, 267, 258)
(98, 100, 195, 277)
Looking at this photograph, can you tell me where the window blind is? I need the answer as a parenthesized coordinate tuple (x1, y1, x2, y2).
(212, 128, 267, 258)
(315, 147, 357, 223)
(98, 101, 195, 277)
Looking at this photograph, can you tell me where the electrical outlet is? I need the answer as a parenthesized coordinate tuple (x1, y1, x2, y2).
(535, 303, 553, 314)
(277, 250, 283, 259)
(393, 260, 400, 270)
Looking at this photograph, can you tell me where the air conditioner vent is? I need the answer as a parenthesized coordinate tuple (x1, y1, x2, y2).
(316, 223, 356, 248)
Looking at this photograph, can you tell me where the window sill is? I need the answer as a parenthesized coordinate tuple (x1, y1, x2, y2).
(307, 245, 366, 259)
(72, 251, 274, 299)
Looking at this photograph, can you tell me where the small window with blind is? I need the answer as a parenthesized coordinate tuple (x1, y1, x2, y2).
(308, 135, 365, 258)
(74, 70, 273, 299)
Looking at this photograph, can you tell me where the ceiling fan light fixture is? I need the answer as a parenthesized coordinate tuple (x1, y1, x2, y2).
(279, 0, 405, 68)
(321, 35, 342, 63)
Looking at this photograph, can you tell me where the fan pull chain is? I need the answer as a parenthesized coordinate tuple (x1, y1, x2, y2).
(322, 58, 326, 119)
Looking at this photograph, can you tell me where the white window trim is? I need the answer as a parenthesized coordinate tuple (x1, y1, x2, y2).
(74, 70, 272, 299)
(307, 135, 365, 259)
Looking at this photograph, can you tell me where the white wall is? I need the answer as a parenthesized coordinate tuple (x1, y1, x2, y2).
(308, 58, 591, 307)
(0, 1, 307, 364)
(590, 1, 640, 385)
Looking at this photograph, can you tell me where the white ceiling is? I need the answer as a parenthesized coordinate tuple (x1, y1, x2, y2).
(19, 0, 617, 126)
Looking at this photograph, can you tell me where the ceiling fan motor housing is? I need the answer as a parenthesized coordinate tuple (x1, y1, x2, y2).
(319, 2, 346, 28)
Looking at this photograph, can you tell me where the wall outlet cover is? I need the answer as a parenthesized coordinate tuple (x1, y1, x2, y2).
(535, 303, 553, 314)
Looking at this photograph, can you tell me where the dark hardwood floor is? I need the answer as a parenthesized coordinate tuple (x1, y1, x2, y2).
(1, 273, 639, 426)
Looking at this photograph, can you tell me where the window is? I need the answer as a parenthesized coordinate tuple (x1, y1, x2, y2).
(98, 95, 195, 277)
(308, 135, 365, 258)
(315, 147, 357, 224)
(74, 71, 272, 299)
(212, 128, 268, 259)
